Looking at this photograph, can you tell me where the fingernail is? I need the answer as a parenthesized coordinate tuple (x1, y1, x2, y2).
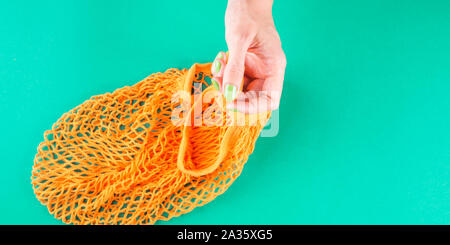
(216, 51, 224, 60)
(212, 60, 221, 74)
(224, 84, 237, 102)
(229, 108, 239, 112)
(211, 79, 220, 90)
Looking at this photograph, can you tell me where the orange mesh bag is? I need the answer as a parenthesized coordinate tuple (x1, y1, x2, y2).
(31, 62, 270, 225)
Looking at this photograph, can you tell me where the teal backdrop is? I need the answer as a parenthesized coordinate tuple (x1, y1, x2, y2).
(1, 0, 449, 224)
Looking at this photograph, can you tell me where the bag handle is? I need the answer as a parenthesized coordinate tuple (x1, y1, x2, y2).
(176, 63, 238, 177)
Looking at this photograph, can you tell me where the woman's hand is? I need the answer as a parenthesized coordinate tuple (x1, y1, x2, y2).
(211, 0, 286, 114)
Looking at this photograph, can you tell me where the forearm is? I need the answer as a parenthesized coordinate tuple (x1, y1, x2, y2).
(227, 0, 274, 20)
(228, 0, 273, 10)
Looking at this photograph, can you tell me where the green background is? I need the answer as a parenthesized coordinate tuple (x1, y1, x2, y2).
(1, 0, 449, 225)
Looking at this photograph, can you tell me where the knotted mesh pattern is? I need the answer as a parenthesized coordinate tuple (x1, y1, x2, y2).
(31, 63, 269, 225)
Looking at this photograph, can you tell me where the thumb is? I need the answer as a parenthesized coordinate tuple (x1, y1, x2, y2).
(222, 45, 248, 102)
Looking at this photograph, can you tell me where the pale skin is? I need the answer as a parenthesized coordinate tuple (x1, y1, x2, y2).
(211, 0, 286, 114)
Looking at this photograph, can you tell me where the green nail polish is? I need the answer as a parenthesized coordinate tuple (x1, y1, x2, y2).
(216, 52, 224, 60)
(229, 108, 239, 112)
(212, 60, 221, 74)
(211, 79, 220, 90)
(224, 84, 237, 102)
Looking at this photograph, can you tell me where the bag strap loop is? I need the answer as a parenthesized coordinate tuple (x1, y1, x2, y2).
(176, 63, 238, 177)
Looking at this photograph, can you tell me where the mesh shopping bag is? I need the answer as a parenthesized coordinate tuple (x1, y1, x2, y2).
(31, 62, 270, 225)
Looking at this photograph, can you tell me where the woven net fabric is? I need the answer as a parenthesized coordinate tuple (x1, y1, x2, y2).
(31, 63, 270, 225)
